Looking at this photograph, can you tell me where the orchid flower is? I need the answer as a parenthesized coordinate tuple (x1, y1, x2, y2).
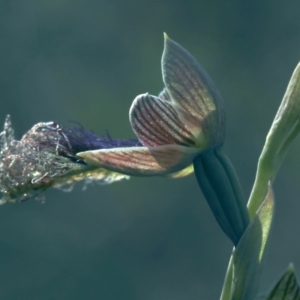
(0, 35, 249, 247)
(77, 34, 226, 177)
(76, 35, 249, 245)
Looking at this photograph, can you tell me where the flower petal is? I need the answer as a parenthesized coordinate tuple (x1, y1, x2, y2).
(129, 93, 199, 148)
(158, 88, 172, 101)
(76, 145, 199, 176)
(167, 164, 194, 178)
(162, 34, 225, 147)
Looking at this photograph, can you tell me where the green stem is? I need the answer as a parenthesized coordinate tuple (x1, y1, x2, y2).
(220, 63, 300, 300)
(248, 118, 300, 219)
(220, 255, 234, 300)
(247, 152, 273, 219)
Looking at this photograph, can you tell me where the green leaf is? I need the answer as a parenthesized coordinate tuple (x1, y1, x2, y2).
(231, 185, 274, 300)
(247, 63, 300, 219)
(264, 264, 300, 300)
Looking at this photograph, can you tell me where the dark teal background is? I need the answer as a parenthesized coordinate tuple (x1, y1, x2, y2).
(1, 1, 300, 299)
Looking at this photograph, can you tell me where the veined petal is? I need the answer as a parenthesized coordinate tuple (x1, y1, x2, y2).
(129, 93, 203, 148)
(76, 145, 199, 176)
(162, 34, 225, 148)
(167, 164, 194, 178)
(158, 88, 172, 101)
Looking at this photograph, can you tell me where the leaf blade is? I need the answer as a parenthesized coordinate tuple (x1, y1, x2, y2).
(265, 264, 300, 300)
(231, 185, 274, 300)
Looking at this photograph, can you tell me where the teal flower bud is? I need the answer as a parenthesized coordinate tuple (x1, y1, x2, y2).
(193, 149, 249, 245)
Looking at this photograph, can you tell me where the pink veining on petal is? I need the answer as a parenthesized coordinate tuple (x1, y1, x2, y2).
(129, 93, 197, 148)
(77, 145, 199, 176)
(161, 36, 226, 148)
(158, 88, 172, 102)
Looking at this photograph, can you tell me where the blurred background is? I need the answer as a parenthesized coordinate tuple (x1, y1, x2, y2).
(0, 0, 300, 299)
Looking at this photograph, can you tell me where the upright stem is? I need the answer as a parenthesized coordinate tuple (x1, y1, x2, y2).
(220, 255, 234, 300)
(220, 62, 300, 300)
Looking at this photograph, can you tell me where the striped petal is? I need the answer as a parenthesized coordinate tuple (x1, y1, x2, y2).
(76, 145, 199, 176)
(162, 34, 226, 148)
(129, 93, 199, 148)
(158, 88, 172, 101)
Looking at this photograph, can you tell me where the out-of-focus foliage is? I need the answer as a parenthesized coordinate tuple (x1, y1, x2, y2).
(265, 265, 300, 300)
